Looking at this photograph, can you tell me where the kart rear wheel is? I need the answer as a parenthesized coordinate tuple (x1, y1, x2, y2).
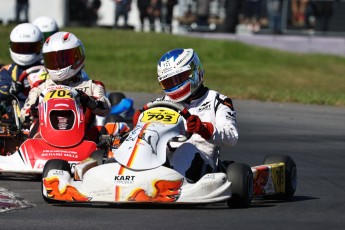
(226, 162, 253, 208)
(108, 92, 126, 106)
(105, 114, 125, 123)
(263, 154, 297, 200)
(42, 159, 71, 204)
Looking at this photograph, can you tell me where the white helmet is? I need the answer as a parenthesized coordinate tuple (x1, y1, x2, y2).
(32, 16, 59, 40)
(42, 31, 85, 83)
(9, 23, 43, 66)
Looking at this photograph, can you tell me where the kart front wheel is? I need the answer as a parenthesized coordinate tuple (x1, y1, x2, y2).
(226, 162, 253, 208)
(263, 154, 297, 200)
(42, 159, 71, 204)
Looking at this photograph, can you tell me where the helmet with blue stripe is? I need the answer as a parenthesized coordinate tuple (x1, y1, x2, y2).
(157, 48, 204, 102)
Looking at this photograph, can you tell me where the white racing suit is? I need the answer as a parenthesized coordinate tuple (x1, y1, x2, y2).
(20, 77, 111, 123)
(159, 89, 239, 181)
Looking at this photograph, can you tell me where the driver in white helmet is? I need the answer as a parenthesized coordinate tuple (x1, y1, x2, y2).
(32, 16, 59, 41)
(32, 16, 90, 81)
(0, 23, 44, 106)
(133, 48, 239, 182)
(20, 31, 110, 140)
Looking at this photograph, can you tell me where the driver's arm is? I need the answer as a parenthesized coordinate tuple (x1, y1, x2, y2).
(20, 86, 42, 122)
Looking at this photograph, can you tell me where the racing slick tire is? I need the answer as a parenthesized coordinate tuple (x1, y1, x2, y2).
(263, 154, 297, 200)
(226, 162, 253, 208)
(108, 92, 126, 106)
(42, 159, 71, 204)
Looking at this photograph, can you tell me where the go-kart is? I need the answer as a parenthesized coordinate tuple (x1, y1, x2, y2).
(41, 100, 297, 207)
(0, 85, 103, 177)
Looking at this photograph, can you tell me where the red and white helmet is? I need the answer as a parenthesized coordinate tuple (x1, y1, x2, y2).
(9, 23, 43, 66)
(42, 32, 85, 83)
(157, 48, 204, 102)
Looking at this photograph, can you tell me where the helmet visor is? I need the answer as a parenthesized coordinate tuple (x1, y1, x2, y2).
(43, 46, 84, 70)
(159, 69, 192, 90)
(10, 41, 42, 54)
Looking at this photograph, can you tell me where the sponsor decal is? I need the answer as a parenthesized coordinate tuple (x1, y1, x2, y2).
(114, 175, 135, 185)
(41, 149, 78, 159)
(43, 176, 91, 201)
(127, 179, 183, 202)
(204, 174, 216, 179)
(226, 111, 236, 120)
(198, 101, 211, 112)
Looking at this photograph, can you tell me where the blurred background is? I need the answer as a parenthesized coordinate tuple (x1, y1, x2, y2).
(1, 0, 344, 36)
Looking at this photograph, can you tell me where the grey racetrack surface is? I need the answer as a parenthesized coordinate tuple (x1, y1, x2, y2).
(1, 92, 344, 230)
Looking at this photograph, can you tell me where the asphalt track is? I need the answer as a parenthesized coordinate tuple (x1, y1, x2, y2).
(0, 92, 344, 230)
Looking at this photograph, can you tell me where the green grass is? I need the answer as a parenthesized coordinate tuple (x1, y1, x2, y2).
(1, 26, 345, 106)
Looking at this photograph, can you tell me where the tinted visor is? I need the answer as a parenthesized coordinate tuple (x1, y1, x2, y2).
(159, 69, 192, 90)
(43, 46, 84, 70)
(10, 41, 42, 54)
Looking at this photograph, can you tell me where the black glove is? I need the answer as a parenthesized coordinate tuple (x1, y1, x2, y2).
(9, 81, 23, 94)
(30, 100, 39, 118)
(77, 90, 97, 110)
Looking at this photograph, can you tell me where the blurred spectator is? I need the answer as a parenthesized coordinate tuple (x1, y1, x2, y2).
(137, 0, 151, 31)
(147, 0, 162, 32)
(177, 3, 196, 26)
(291, 0, 309, 26)
(162, 0, 178, 33)
(305, 0, 335, 32)
(224, 0, 243, 33)
(87, 0, 102, 26)
(15, 0, 29, 23)
(267, 0, 283, 34)
(195, 0, 213, 27)
(244, 0, 262, 32)
(114, 0, 132, 28)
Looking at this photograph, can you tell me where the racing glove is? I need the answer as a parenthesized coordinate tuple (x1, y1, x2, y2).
(132, 109, 143, 127)
(77, 90, 97, 110)
(9, 81, 23, 95)
(29, 100, 39, 119)
(186, 115, 214, 140)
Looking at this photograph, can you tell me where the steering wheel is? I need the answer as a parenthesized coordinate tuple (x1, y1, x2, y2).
(139, 100, 193, 142)
(18, 65, 45, 83)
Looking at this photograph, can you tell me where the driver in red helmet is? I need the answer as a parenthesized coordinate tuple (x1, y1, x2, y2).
(133, 48, 239, 182)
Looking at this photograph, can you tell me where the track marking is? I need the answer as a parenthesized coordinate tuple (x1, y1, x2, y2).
(0, 187, 35, 213)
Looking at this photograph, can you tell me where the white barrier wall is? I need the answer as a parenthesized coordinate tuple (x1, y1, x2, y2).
(0, 0, 67, 27)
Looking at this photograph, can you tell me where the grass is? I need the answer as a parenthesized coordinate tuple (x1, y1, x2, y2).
(1, 26, 345, 106)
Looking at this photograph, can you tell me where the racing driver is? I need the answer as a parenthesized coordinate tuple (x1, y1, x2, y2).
(133, 48, 239, 182)
(20, 31, 110, 140)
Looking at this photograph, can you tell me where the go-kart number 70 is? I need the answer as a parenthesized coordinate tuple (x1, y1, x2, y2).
(44, 89, 73, 101)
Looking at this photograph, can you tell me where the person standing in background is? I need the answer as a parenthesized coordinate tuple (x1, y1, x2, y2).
(114, 0, 132, 28)
(291, 0, 309, 26)
(15, 0, 29, 23)
(137, 0, 151, 31)
(195, 0, 213, 27)
(162, 0, 178, 33)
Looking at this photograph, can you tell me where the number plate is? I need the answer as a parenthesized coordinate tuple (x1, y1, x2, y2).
(44, 89, 73, 102)
(141, 108, 180, 124)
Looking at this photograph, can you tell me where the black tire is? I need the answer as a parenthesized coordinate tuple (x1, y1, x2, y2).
(108, 92, 126, 106)
(263, 154, 297, 200)
(90, 149, 106, 165)
(226, 162, 253, 208)
(42, 159, 71, 203)
(105, 114, 125, 123)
